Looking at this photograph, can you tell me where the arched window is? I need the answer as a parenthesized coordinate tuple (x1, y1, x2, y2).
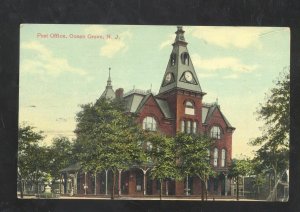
(213, 148, 218, 167)
(181, 52, 189, 65)
(143, 116, 157, 131)
(221, 149, 226, 167)
(210, 126, 221, 139)
(170, 53, 176, 66)
(185, 101, 195, 115)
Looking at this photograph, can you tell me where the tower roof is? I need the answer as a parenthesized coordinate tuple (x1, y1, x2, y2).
(158, 26, 204, 96)
(100, 67, 115, 99)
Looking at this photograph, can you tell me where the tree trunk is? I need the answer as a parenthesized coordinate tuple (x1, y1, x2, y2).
(200, 179, 204, 201)
(160, 179, 163, 200)
(205, 178, 208, 201)
(236, 176, 239, 201)
(111, 171, 116, 200)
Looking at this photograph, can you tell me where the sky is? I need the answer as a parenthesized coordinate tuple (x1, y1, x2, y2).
(19, 24, 290, 158)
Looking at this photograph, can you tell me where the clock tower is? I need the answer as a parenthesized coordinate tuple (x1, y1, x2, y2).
(157, 26, 206, 135)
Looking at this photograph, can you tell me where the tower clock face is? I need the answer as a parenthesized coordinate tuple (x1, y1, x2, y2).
(184, 71, 193, 82)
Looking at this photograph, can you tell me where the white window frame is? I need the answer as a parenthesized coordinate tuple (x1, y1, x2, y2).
(221, 149, 226, 167)
(142, 116, 157, 131)
(213, 148, 218, 167)
(192, 121, 197, 134)
(185, 101, 195, 115)
(186, 121, 191, 133)
(211, 126, 221, 139)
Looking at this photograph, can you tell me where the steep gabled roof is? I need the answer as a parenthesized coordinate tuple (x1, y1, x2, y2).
(202, 103, 235, 129)
(123, 90, 173, 119)
(158, 26, 204, 95)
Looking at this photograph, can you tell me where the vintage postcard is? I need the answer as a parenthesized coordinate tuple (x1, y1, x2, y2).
(18, 24, 290, 201)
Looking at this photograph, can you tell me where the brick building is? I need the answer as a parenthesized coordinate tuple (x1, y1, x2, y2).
(61, 26, 235, 197)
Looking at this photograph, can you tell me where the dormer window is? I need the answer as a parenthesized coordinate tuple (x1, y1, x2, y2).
(143, 116, 157, 131)
(181, 52, 189, 65)
(210, 126, 221, 139)
(185, 101, 195, 115)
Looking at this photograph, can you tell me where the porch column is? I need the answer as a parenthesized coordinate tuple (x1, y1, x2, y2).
(74, 172, 78, 194)
(118, 169, 122, 196)
(166, 181, 169, 196)
(84, 172, 87, 195)
(94, 172, 97, 195)
(185, 175, 189, 196)
(105, 169, 108, 195)
(224, 174, 228, 196)
(59, 174, 62, 194)
(141, 168, 149, 195)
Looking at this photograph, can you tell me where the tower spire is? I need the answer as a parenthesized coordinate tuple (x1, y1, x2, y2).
(158, 26, 204, 96)
(100, 67, 115, 99)
(107, 67, 112, 87)
(173, 26, 187, 46)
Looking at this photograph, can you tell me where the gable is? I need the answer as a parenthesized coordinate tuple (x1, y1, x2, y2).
(203, 104, 234, 129)
(136, 94, 167, 119)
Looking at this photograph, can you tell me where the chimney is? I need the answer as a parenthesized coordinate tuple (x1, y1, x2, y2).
(115, 88, 124, 99)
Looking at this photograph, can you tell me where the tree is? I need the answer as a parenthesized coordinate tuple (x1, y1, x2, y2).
(48, 137, 74, 186)
(250, 70, 290, 201)
(228, 158, 252, 200)
(174, 133, 215, 201)
(18, 124, 49, 198)
(146, 132, 178, 200)
(74, 97, 145, 199)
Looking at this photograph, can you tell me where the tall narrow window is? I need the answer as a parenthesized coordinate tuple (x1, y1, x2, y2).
(170, 53, 176, 66)
(185, 101, 195, 115)
(186, 121, 191, 133)
(192, 121, 197, 134)
(181, 52, 190, 65)
(210, 126, 221, 139)
(181, 120, 185, 132)
(142, 116, 157, 131)
(213, 148, 218, 167)
(221, 149, 226, 167)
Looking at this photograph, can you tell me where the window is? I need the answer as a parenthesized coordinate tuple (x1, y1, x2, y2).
(181, 52, 189, 65)
(186, 121, 191, 133)
(221, 149, 226, 167)
(213, 148, 218, 167)
(192, 121, 197, 134)
(181, 120, 185, 132)
(210, 126, 221, 139)
(143, 116, 157, 131)
(170, 53, 176, 66)
(185, 101, 195, 115)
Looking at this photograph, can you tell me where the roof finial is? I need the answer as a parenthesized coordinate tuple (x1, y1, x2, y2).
(174, 26, 186, 44)
(216, 97, 218, 105)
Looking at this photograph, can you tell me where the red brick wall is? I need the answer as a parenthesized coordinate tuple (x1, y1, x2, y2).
(137, 95, 174, 136)
(205, 107, 233, 169)
(175, 91, 203, 133)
